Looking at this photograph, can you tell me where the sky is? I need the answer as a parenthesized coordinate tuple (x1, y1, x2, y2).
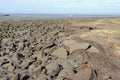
(0, 0, 120, 14)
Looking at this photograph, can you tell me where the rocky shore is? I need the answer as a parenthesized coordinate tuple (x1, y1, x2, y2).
(0, 18, 120, 80)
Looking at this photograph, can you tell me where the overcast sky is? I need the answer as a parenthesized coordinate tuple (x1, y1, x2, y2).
(0, 0, 120, 14)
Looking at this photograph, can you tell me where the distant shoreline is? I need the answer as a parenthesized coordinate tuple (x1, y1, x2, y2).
(0, 14, 120, 21)
(0, 14, 120, 18)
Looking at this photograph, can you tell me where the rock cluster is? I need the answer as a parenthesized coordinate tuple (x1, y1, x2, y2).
(0, 19, 120, 80)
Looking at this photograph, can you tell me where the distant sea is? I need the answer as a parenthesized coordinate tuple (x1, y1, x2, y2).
(0, 14, 120, 19)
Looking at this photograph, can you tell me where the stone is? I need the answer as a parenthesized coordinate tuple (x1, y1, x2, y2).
(69, 67, 91, 80)
(20, 60, 30, 69)
(87, 46, 99, 53)
(7, 64, 15, 72)
(46, 62, 60, 77)
(52, 47, 67, 59)
(69, 42, 89, 52)
(55, 59, 76, 78)
(68, 49, 89, 64)
(63, 39, 89, 53)
(33, 51, 42, 60)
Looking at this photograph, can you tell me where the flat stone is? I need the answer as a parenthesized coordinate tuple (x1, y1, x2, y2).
(33, 51, 42, 60)
(56, 59, 76, 78)
(29, 65, 41, 75)
(69, 67, 91, 80)
(63, 39, 89, 53)
(7, 65, 14, 72)
(20, 59, 30, 69)
(52, 47, 67, 59)
(2, 63, 14, 72)
(63, 39, 77, 46)
(68, 50, 89, 64)
(87, 46, 99, 53)
(46, 63, 60, 77)
(69, 43, 89, 53)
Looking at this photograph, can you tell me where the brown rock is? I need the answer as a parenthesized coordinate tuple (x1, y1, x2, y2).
(69, 67, 91, 80)
(52, 47, 67, 59)
(87, 46, 99, 53)
(63, 39, 89, 53)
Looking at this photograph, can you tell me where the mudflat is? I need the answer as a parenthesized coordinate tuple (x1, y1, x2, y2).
(0, 17, 120, 80)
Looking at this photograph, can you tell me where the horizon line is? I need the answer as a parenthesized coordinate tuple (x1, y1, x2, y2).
(0, 13, 120, 15)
